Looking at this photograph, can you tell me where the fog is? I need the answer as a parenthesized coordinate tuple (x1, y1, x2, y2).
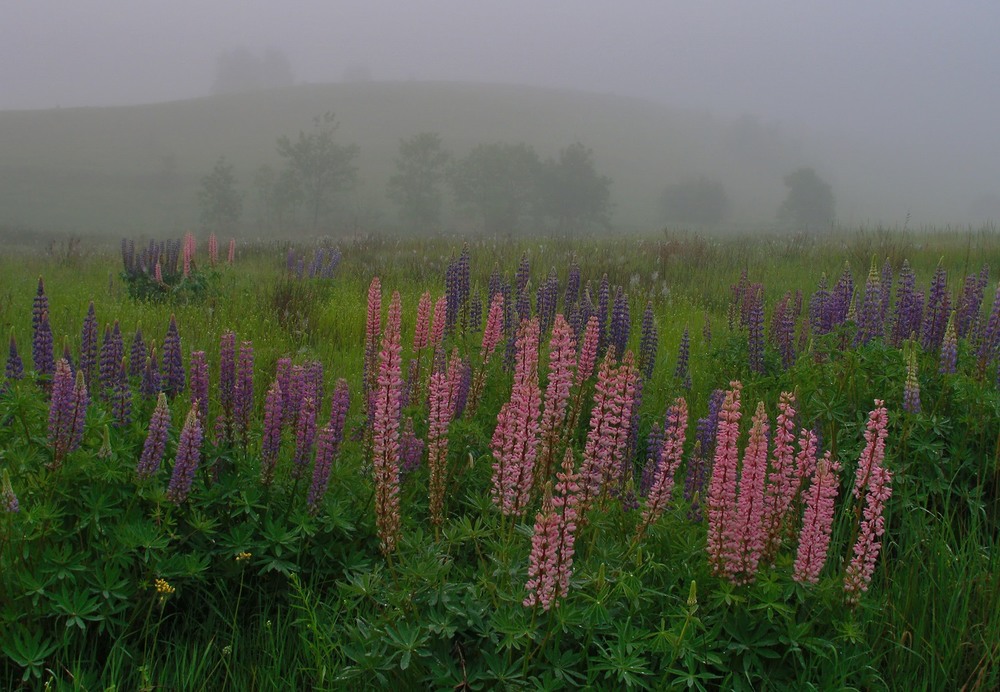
(2, 0, 999, 227)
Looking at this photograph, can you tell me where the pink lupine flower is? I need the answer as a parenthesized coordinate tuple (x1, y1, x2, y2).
(227, 238, 235, 264)
(490, 318, 542, 516)
(538, 314, 577, 484)
(430, 295, 447, 357)
(166, 404, 203, 505)
(373, 292, 404, 555)
(260, 379, 283, 487)
(154, 260, 163, 284)
(730, 401, 770, 584)
(574, 315, 600, 388)
(636, 397, 688, 541)
(844, 464, 893, 602)
(762, 392, 799, 559)
(481, 293, 505, 364)
(550, 449, 581, 601)
(793, 453, 841, 584)
(427, 361, 454, 527)
(706, 382, 742, 578)
(137, 392, 171, 481)
(523, 491, 561, 611)
(577, 350, 623, 513)
(794, 428, 819, 494)
(364, 277, 382, 404)
(414, 291, 432, 352)
(853, 400, 888, 499)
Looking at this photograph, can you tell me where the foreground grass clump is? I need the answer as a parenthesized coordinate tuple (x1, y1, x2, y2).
(1, 228, 999, 689)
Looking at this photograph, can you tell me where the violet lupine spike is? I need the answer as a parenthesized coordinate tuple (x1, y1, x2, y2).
(890, 260, 921, 347)
(728, 269, 749, 331)
(275, 357, 293, 429)
(427, 364, 455, 526)
(161, 315, 185, 398)
(67, 371, 89, 456)
(706, 382, 742, 579)
(141, 348, 161, 399)
(233, 340, 254, 446)
(166, 405, 204, 505)
(61, 338, 75, 377)
(747, 284, 765, 374)
(490, 318, 542, 516)
(218, 331, 236, 427)
(260, 380, 283, 487)
(129, 327, 146, 380)
(609, 287, 630, 362)
(364, 277, 382, 406)
(639, 302, 658, 382)
(878, 259, 894, 334)
(939, 314, 958, 375)
(515, 253, 531, 300)
(48, 359, 76, 463)
(844, 463, 893, 603)
(636, 397, 688, 541)
(903, 350, 921, 414)
(536, 268, 559, 338)
(538, 314, 577, 485)
(136, 392, 171, 481)
(98, 322, 124, 400)
(809, 273, 831, 336)
(1, 469, 18, 513)
(855, 259, 883, 346)
(32, 276, 48, 335)
(761, 392, 800, 560)
(853, 400, 889, 499)
(307, 423, 339, 514)
(5, 331, 24, 381)
(976, 282, 1000, 376)
(729, 401, 770, 585)
(33, 311, 55, 381)
(399, 417, 424, 478)
(564, 260, 581, 315)
(673, 327, 690, 386)
(80, 302, 98, 387)
(921, 262, 950, 351)
(769, 293, 796, 370)
(373, 292, 404, 555)
(829, 263, 854, 329)
(189, 351, 209, 432)
(111, 358, 132, 428)
(451, 359, 472, 420)
(792, 453, 841, 584)
(292, 396, 317, 481)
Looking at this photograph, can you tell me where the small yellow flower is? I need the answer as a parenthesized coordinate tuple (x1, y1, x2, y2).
(154, 578, 175, 596)
(235, 551, 252, 562)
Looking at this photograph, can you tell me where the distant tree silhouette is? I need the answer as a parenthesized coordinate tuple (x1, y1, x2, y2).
(198, 156, 242, 235)
(538, 142, 612, 232)
(449, 142, 542, 235)
(387, 133, 450, 233)
(779, 167, 835, 231)
(660, 177, 729, 227)
(211, 47, 294, 95)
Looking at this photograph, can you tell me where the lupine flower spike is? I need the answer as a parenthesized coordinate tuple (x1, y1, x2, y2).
(372, 292, 404, 555)
(792, 452, 840, 584)
(166, 404, 204, 505)
(136, 393, 171, 481)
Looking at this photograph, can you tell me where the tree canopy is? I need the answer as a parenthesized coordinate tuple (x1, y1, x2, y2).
(778, 167, 835, 231)
(387, 133, 450, 233)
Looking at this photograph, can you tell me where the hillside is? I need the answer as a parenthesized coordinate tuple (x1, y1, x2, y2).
(0, 82, 807, 235)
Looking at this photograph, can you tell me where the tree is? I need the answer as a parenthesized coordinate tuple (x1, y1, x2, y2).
(537, 142, 612, 232)
(660, 177, 730, 227)
(779, 167, 835, 230)
(211, 47, 294, 95)
(449, 142, 541, 235)
(198, 156, 243, 235)
(387, 133, 450, 233)
(277, 113, 359, 229)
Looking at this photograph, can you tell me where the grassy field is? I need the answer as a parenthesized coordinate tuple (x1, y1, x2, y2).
(0, 227, 998, 689)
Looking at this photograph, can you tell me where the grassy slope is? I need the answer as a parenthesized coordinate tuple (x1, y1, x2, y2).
(0, 82, 791, 235)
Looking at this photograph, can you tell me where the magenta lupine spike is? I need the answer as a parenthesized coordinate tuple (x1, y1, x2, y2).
(523, 491, 561, 611)
(538, 314, 576, 484)
(853, 400, 889, 499)
(610, 351, 639, 486)
(792, 453, 841, 584)
(307, 423, 338, 513)
(481, 293, 505, 363)
(706, 382, 743, 578)
(636, 397, 688, 541)
(5, 330, 24, 381)
(844, 463, 893, 603)
(427, 362, 455, 527)
(189, 351, 209, 432)
(292, 396, 317, 481)
(111, 358, 132, 428)
(794, 428, 819, 499)
(575, 315, 600, 388)
(233, 340, 254, 446)
(762, 392, 799, 559)
(373, 292, 404, 555)
(1, 469, 18, 513)
(731, 401, 770, 584)
(414, 291, 432, 351)
(364, 277, 382, 405)
(80, 302, 98, 386)
(137, 392, 171, 481)
(208, 232, 218, 266)
(446, 347, 464, 418)
(489, 318, 542, 516)
(227, 238, 235, 264)
(260, 380, 283, 487)
(166, 404, 204, 505)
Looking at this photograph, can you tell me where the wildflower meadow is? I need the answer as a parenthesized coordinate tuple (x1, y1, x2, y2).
(1, 229, 998, 689)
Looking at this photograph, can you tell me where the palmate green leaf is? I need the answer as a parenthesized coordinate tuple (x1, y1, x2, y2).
(1, 625, 58, 682)
(50, 584, 103, 631)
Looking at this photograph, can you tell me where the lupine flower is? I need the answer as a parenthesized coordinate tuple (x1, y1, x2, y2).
(706, 382, 742, 578)
(32, 276, 48, 333)
(976, 282, 1000, 376)
(188, 350, 209, 432)
(903, 350, 921, 414)
(809, 273, 831, 335)
(481, 293, 505, 364)
(451, 358, 472, 420)
(80, 302, 98, 386)
(921, 262, 950, 351)
(574, 315, 600, 388)
(537, 314, 576, 484)
(98, 322, 124, 400)
(1, 469, 18, 513)
(769, 293, 796, 370)
(673, 327, 690, 388)
(414, 291, 432, 352)
(747, 284, 765, 374)
(275, 357, 293, 428)
(855, 259, 883, 345)
(218, 331, 236, 428)
(761, 392, 799, 559)
(137, 393, 171, 481)
(430, 295, 447, 360)
(141, 349, 161, 399)
(939, 314, 958, 375)
(49, 360, 81, 465)
(639, 302, 658, 382)
(111, 358, 132, 428)
(260, 380, 283, 487)
(364, 277, 382, 404)
(427, 363, 455, 526)
(5, 331, 24, 381)
(60, 339, 75, 377)
(373, 292, 404, 555)
(227, 238, 236, 264)
(291, 396, 317, 481)
(609, 287, 630, 362)
(636, 397, 688, 541)
(166, 404, 204, 505)
(399, 417, 424, 478)
(524, 449, 580, 611)
(792, 453, 841, 584)
(853, 400, 889, 499)
(129, 327, 146, 380)
(844, 464, 893, 603)
(161, 315, 185, 398)
(307, 422, 338, 513)
(536, 268, 560, 338)
(514, 254, 532, 317)
(729, 269, 750, 330)
(890, 261, 922, 347)
(730, 401, 770, 584)
(33, 311, 55, 381)
(490, 318, 542, 516)
(565, 260, 581, 315)
(233, 340, 254, 445)
(596, 274, 610, 356)
(829, 263, 854, 329)
(639, 420, 664, 497)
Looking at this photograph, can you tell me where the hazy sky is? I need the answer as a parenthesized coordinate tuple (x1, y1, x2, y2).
(3, 1, 999, 222)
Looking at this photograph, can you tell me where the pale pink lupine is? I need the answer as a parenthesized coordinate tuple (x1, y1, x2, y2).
(413, 291, 432, 352)
(364, 277, 382, 404)
(794, 428, 819, 495)
(636, 397, 688, 541)
(730, 401, 770, 584)
(469, 293, 506, 413)
(793, 452, 841, 584)
(430, 295, 447, 358)
(427, 359, 455, 527)
(489, 318, 542, 516)
(537, 314, 576, 484)
(574, 315, 600, 388)
(706, 382, 742, 578)
(372, 292, 404, 555)
(844, 464, 893, 602)
(853, 400, 889, 499)
(208, 233, 218, 266)
(524, 449, 580, 611)
(761, 392, 799, 559)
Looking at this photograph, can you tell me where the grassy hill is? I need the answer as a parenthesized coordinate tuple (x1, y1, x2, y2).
(0, 82, 805, 236)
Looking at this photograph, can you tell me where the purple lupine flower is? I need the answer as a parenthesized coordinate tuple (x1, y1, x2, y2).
(747, 284, 765, 374)
(639, 302, 658, 381)
(855, 260, 883, 346)
(233, 340, 254, 446)
(33, 311, 55, 380)
(218, 331, 236, 424)
(452, 360, 472, 420)
(955, 266, 988, 339)
(80, 302, 98, 387)
(596, 274, 610, 357)
(515, 252, 531, 299)
(292, 395, 317, 480)
(32, 276, 48, 336)
(769, 293, 796, 370)
(685, 389, 725, 521)
(976, 282, 1000, 376)
(640, 420, 664, 497)
(161, 315, 185, 398)
(111, 358, 132, 427)
(809, 273, 831, 335)
(98, 323, 122, 399)
(136, 392, 171, 480)
(307, 421, 339, 513)
(48, 362, 88, 467)
(878, 259, 894, 334)
(189, 351, 209, 431)
(141, 348, 161, 399)
(536, 268, 560, 338)
(609, 287, 631, 362)
(921, 263, 950, 352)
(275, 357, 293, 428)
(1, 469, 18, 513)
(260, 380, 283, 487)
(399, 416, 424, 478)
(890, 260, 920, 347)
(674, 327, 691, 386)
(468, 292, 483, 333)
(5, 331, 24, 381)
(829, 263, 854, 329)
(61, 339, 75, 377)
(940, 315, 958, 375)
(728, 269, 749, 331)
(579, 281, 595, 344)
(166, 405, 204, 505)
(129, 327, 146, 380)
(564, 260, 581, 315)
